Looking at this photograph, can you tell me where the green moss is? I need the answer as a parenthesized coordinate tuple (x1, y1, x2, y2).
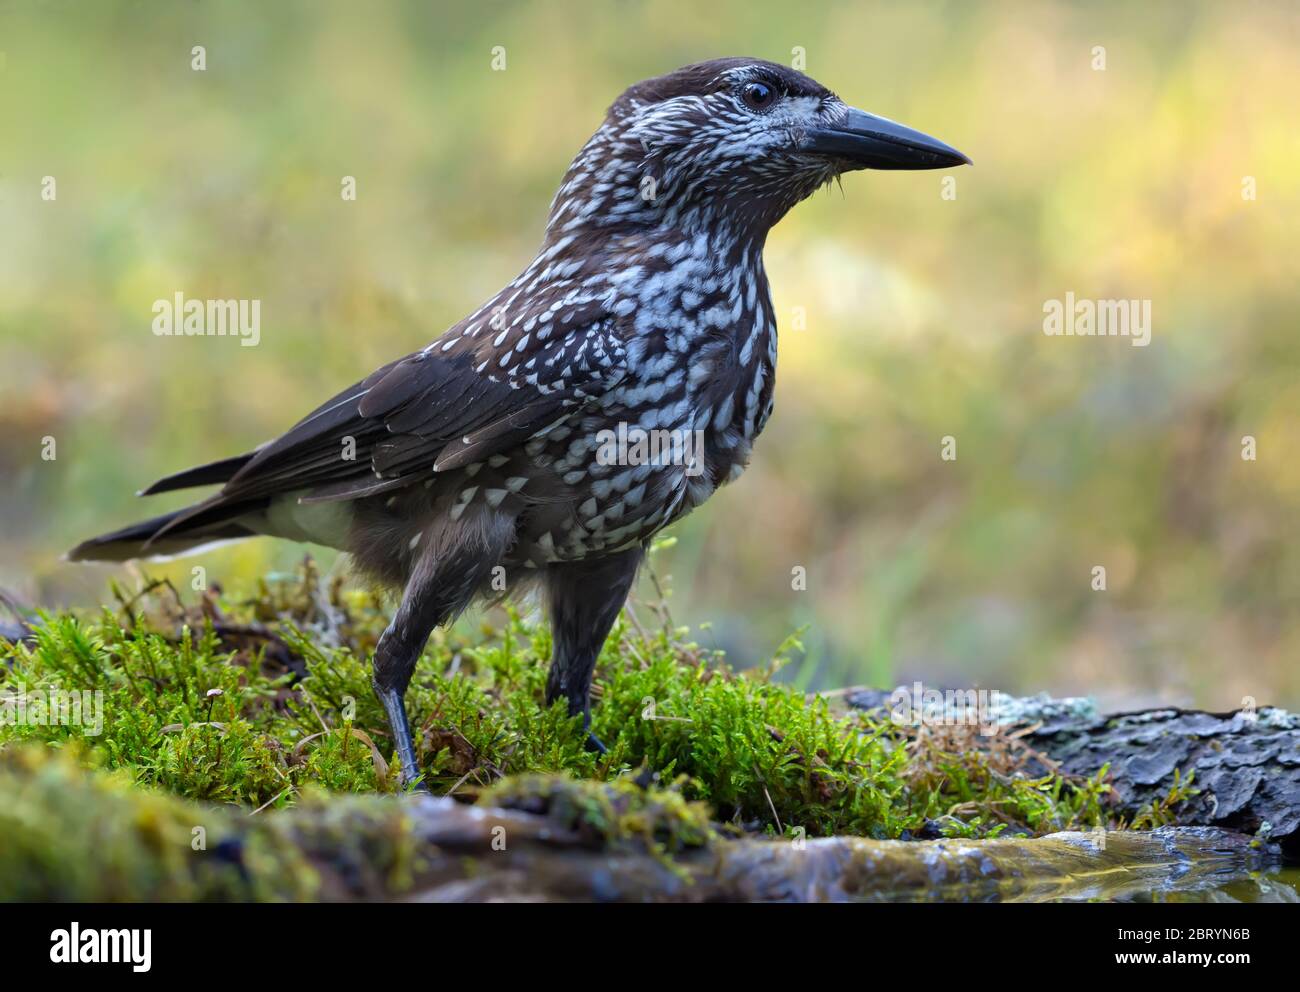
(480, 773, 714, 852)
(0, 561, 1116, 840)
(0, 743, 320, 901)
(0, 744, 718, 900)
(1127, 768, 1200, 830)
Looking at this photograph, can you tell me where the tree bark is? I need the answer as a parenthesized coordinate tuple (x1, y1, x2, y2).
(845, 690, 1300, 852)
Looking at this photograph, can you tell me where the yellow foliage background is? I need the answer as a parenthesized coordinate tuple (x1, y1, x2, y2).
(2, 0, 1297, 708)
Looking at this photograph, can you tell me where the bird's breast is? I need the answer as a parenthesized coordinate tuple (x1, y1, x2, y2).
(496, 242, 778, 566)
(507, 327, 774, 566)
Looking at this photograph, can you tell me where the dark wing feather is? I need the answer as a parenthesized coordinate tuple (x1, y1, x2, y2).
(433, 398, 568, 472)
(203, 317, 625, 507)
(138, 453, 255, 496)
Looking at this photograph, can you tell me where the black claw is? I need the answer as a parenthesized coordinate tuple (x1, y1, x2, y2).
(585, 731, 608, 755)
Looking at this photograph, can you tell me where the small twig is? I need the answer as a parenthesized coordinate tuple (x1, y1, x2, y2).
(642, 560, 675, 635)
(619, 604, 652, 668)
(0, 587, 32, 621)
(112, 578, 168, 627)
(302, 691, 332, 733)
(444, 768, 480, 797)
(752, 765, 783, 833)
(762, 785, 783, 834)
(248, 784, 295, 816)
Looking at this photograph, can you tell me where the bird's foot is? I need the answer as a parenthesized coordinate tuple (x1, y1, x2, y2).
(585, 731, 608, 755)
(402, 775, 432, 796)
(374, 680, 427, 794)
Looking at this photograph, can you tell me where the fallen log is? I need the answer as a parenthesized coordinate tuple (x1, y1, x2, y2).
(844, 690, 1300, 852)
(401, 810, 1285, 903)
(0, 745, 1288, 902)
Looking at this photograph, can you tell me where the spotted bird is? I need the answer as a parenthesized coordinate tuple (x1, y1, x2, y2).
(71, 58, 970, 787)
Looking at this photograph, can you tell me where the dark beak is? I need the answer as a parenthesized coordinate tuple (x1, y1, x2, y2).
(803, 107, 970, 170)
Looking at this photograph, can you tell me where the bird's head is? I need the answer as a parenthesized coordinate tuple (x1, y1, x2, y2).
(546, 57, 969, 243)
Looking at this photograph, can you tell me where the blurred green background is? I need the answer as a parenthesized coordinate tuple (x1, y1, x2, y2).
(2, 0, 1298, 709)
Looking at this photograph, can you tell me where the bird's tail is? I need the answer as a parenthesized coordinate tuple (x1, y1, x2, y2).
(66, 504, 260, 563)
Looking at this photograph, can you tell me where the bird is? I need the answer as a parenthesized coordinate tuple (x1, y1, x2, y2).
(70, 58, 969, 789)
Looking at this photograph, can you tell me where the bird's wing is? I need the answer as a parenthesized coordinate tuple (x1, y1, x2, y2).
(209, 313, 627, 507)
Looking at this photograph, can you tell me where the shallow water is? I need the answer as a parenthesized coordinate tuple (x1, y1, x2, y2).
(824, 830, 1296, 903)
(1112, 865, 1300, 904)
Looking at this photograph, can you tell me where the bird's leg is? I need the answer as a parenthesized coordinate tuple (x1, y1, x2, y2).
(372, 599, 443, 794)
(372, 514, 514, 792)
(544, 547, 643, 753)
(374, 624, 434, 795)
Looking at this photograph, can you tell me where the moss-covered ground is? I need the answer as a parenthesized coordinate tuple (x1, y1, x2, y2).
(1, 557, 1121, 845)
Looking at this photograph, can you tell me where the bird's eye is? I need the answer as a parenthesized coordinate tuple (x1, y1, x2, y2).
(740, 81, 778, 112)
